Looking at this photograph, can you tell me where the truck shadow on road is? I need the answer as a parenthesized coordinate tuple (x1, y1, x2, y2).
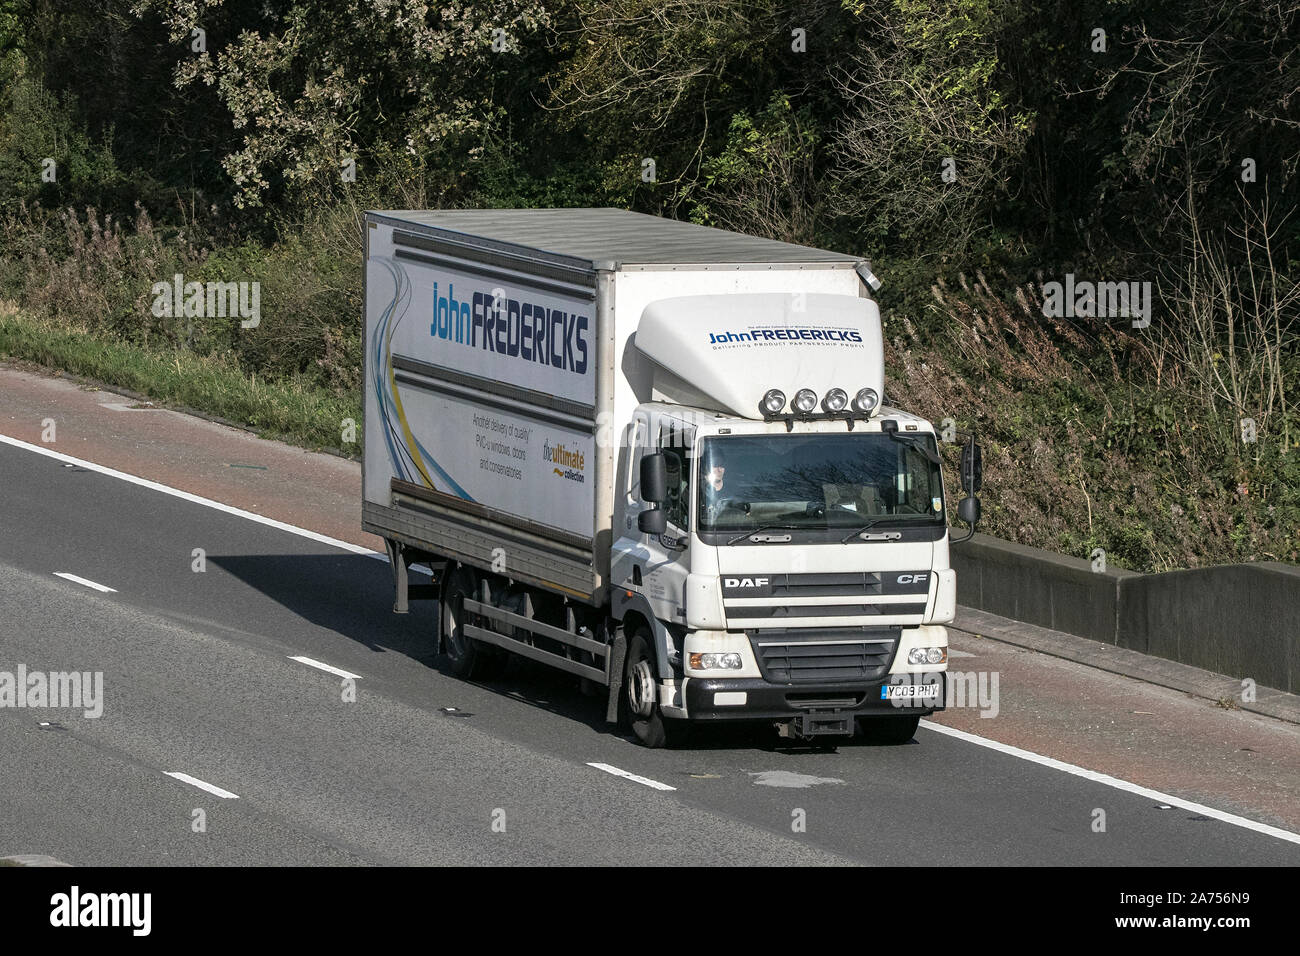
(209, 553, 910, 752)
(210, 551, 621, 739)
(464, 661, 890, 753)
(207, 552, 439, 656)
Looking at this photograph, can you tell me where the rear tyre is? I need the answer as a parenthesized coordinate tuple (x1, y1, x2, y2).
(440, 565, 506, 680)
(624, 628, 690, 748)
(857, 713, 920, 745)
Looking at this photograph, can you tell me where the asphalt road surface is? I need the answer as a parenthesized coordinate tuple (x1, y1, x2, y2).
(2, 439, 1297, 865)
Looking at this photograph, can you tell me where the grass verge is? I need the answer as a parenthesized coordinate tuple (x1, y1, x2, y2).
(0, 306, 361, 456)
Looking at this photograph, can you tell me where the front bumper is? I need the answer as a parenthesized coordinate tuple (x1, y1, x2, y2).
(683, 672, 947, 721)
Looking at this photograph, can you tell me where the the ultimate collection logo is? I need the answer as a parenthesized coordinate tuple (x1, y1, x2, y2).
(543, 440, 586, 483)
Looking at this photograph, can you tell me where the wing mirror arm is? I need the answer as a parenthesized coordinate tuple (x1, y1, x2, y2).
(952, 433, 983, 545)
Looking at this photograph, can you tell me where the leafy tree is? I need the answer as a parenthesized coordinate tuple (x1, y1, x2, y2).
(830, 0, 1034, 253)
(686, 93, 822, 244)
(0, 58, 123, 213)
(134, 0, 551, 209)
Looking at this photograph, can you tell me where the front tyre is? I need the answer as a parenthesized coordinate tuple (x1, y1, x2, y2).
(624, 628, 689, 748)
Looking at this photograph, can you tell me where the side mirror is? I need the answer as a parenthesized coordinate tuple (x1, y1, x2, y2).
(960, 437, 983, 493)
(958, 495, 981, 526)
(640, 452, 668, 503)
(638, 508, 668, 535)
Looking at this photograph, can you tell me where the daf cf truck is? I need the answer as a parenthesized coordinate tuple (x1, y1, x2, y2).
(362, 208, 983, 747)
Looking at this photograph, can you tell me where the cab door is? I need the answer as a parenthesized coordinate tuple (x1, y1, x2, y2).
(611, 412, 648, 589)
(638, 419, 694, 625)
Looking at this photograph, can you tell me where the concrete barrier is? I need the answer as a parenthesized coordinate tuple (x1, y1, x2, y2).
(950, 533, 1300, 694)
(949, 533, 1137, 645)
(1118, 563, 1300, 694)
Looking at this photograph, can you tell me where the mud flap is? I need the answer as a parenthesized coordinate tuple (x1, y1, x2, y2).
(605, 630, 628, 723)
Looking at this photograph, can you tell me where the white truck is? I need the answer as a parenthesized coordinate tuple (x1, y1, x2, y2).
(362, 208, 983, 746)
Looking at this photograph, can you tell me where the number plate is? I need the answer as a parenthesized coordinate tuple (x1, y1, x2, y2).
(881, 684, 941, 700)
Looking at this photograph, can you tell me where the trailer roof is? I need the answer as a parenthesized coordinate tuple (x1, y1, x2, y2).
(372, 208, 862, 268)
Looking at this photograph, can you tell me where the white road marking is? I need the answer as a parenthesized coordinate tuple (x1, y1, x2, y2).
(948, 649, 975, 658)
(920, 720, 1300, 846)
(52, 572, 117, 593)
(0, 434, 376, 556)
(587, 762, 677, 792)
(289, 656, 362, 680)
(6, 435, 438, 578)
(163, 771, 239, 799)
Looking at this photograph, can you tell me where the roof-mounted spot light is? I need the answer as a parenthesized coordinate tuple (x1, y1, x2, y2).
(760, 389, 787, 416)
(852, 387, 880, 414)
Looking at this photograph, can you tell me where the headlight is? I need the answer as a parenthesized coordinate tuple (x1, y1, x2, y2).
(822, 388, 848, 412)
(690, 652, 743, 670)
(760, 388, 786, 415)
(853, 387, 879, 413)
(908, 646, 948, 665)
(792, 389, 818, 413)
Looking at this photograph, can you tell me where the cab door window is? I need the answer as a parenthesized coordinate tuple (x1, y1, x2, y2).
(657, 421, 694, 532)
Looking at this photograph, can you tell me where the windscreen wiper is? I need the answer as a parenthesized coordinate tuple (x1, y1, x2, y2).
(887, 432, 942, 465)
(839, 515, 914, 544)
(725, 524, 799, 546)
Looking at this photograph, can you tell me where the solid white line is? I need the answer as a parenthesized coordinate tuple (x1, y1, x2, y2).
(947, 649, 975, 658)
(587, 762, 677, 792)
(920, 720, 1300, 846)
(163, 771, 239, 799)
(0, 434, 377, 557)
(289, 656, 363, 680)
(52, 572, 117, 593)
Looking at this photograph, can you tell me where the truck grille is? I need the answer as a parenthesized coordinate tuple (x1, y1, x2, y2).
(750, 628, 900, 684)
(732, 602, 927, 619)
(719, 571, 932, 625)
(768, 572, 883, 597)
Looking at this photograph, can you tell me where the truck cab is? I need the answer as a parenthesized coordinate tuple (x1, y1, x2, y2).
(612, 405, 956, 744)
(607, 292, 963, 745)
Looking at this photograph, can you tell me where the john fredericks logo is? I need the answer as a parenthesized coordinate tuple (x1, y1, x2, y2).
(709, 326, 862, 346)
(543, 440, 585, 483)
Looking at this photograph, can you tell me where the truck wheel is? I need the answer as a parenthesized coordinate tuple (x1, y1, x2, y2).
(857, 714, 920, 745)
(441, 565, 505, 680)
(624, 628, 689, 748)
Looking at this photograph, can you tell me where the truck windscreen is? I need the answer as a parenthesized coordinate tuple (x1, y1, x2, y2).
(696, 433, 945, 534)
